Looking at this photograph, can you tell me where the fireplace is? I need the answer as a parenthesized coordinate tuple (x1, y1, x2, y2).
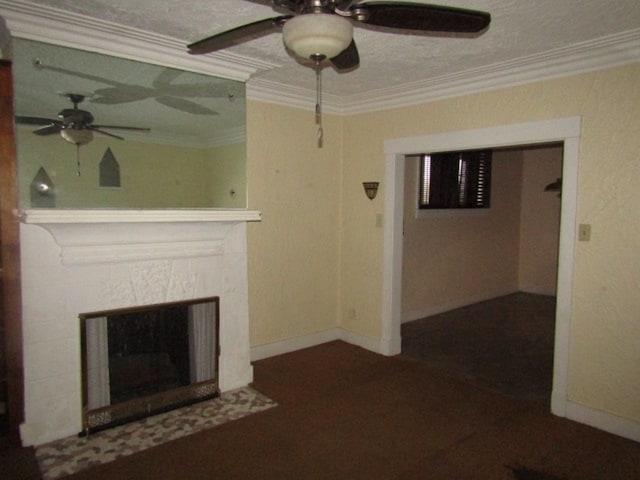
(19, 209, 260, 446)
(81, 297, 220, 434)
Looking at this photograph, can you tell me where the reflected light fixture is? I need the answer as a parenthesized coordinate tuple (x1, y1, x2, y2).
(60, 128, 94, 146)
(60, 128, 94, 176)
(363, 182, 379, 200)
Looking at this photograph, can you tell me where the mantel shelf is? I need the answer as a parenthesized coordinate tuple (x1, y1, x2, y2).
(20, 208, 262, 225)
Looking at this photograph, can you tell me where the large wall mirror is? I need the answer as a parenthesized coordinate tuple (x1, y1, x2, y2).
(13, 38, 246, 209)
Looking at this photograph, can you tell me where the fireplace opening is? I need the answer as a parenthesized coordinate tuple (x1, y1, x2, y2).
(80, 297, 219, 434)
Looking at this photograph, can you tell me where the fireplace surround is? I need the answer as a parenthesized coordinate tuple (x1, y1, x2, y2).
(80, 297, 220, 434)
(19, 208, 260, 446)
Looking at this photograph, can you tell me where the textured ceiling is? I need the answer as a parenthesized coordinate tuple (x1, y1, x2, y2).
(16, 0, 640, 96)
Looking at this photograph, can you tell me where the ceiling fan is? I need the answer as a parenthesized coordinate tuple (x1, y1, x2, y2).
(15, 93, 151, 146)
(187, 0, 490, 143)
(187, 0, 491, 70)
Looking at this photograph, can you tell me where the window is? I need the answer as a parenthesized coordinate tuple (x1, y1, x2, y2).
(419, 149, 492, 209)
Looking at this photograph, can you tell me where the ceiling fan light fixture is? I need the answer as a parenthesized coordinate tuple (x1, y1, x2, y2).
(61, 128, 94, 145)
(282, 13, 353, 60)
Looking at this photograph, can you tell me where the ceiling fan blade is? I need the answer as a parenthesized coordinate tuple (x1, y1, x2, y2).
(15, 115, 60, 126)
(90, 128, 125, 140)
(32, 124, 63, 136)
(156, 96, 218, 115)
(91, 86, 155, 104)
(351, 2, 490, 33)
(330, 39, 360, 71)
(91, 124, 151, 132)
(188, 15, 292, 54)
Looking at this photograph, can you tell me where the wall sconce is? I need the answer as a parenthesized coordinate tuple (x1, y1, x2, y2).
(363, 182, 379, 200)
(544, 178, 562, 198)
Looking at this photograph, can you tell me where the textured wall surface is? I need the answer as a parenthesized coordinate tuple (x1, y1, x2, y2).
(401, 151, 522, 321)
(337, 63, 640, 425)
(246, 101, 342, 348)
(518, 145, 562, 295)
(246, 63, 640, 428)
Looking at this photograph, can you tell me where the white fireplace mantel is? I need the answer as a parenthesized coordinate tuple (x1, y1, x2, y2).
(20, 209, 261, 265)
(20, 208, 262, 224)
(19, 208, 260, 446)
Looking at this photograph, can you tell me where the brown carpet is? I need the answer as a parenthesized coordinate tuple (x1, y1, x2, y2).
(3, 340, 640, 479)
(401, 292, 556, 405)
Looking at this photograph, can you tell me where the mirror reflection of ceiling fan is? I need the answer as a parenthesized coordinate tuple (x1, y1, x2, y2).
(187, 0, 491, 142)
(15, 93, 151, 146)
(30, 59, 240, 116)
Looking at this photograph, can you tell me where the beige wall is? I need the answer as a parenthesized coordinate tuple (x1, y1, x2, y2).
(246, 62, 640, 425)
(246, 101, 342, 347)
(519, 145, 563, 295)
(401, 150, 523, 321)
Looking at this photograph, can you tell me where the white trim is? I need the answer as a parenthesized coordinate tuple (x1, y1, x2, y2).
(565, 401, 640, 443)
(20, 208, 261, 224)
(248, 29, 640, 114)
(383, 117, 582, 420)
(250, 328, 386, 361)
(251, 329, 341, 361)
(0, 0, 277, 81)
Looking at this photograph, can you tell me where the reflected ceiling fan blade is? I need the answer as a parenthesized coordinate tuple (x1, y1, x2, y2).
(153, 68, 184, 88)
(33, 124, 63, 136)
(15, 115, 60, 126)
(91, 86, 155, 104)
(351, 2, 491, 33)
(156, 96, 218, 115)
(90, 128, 125, 140)
(188, 15, 293, 54)
(330, 39, 360, 71)
(91, 124, 151, 132)
(155, 82, 245, 99)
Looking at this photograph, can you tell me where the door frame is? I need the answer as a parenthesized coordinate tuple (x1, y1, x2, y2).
(381, 117, 581, 416)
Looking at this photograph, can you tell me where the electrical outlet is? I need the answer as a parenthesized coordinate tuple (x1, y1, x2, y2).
(578, 224, 591, 242)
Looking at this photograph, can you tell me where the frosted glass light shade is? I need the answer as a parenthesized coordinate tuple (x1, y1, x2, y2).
(61, 128, 93, 145)
(283, 14, 353, 60)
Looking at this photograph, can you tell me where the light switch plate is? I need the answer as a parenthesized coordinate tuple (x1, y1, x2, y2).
(578, 224, 591, 241)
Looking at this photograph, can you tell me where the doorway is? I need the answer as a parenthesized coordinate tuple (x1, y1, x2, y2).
(381, 117, 581, 416)
(399, 142, 562, 404)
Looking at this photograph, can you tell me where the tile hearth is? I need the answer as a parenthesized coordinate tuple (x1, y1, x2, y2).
(35, 387, 277, 480)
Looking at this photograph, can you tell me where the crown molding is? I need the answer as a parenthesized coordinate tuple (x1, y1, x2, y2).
(246, 78, 343, 115)
(0, 0, 278, 81)
(249, 28, 640, 115)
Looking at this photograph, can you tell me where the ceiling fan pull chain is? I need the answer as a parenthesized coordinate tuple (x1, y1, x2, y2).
(76, 145, 81, 176)
(315, 59, 323, 144)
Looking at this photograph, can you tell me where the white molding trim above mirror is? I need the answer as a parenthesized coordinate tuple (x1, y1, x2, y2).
(0, 0, 278, 81)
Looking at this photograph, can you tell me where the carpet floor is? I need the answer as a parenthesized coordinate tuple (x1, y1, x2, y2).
(3, 339, 640, 479)
(401, 292, 556, 405)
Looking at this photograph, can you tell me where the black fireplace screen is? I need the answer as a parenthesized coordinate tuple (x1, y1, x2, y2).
(80, 297, 219, 434)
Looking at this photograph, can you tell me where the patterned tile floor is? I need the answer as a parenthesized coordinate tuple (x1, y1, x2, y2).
(35, 387, 277, 480)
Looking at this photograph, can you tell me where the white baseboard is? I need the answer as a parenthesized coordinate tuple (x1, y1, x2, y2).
(250, 328, 388, 361)
(401, 288, 518, 323)
(250, 329, 342, 361)
(563, 400, 640, 443)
